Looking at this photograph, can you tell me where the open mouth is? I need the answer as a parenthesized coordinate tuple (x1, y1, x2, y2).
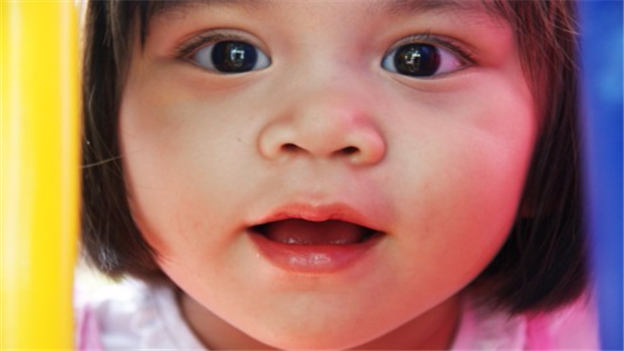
(250, 219, 379, 245)
(248, 214, 384, 273)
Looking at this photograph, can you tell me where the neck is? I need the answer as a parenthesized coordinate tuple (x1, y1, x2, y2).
(354, 295, 461, 350)
(180, 293, 461, 350)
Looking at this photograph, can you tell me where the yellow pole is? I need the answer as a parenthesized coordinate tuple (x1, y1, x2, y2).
(1, 0, 80, 349)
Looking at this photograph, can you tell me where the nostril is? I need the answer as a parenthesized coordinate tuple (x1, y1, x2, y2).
(280, 143, 360, 158)
(282, 143, 300, 153)
(339, 146, 359, 156)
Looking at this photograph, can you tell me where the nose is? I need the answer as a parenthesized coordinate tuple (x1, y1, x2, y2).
(258, 92, 386, 166)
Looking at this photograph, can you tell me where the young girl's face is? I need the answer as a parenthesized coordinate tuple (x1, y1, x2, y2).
(120, 1, 537, 349)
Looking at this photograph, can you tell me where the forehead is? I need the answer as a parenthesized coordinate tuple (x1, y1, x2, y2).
(148, 0, 503, 20)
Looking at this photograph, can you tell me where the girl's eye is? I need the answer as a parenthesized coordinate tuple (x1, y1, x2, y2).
(191, 40, 271, 74)
(381, 43, 464, 78)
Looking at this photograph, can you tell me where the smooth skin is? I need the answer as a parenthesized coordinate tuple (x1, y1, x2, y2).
(119, 1, 538, 349)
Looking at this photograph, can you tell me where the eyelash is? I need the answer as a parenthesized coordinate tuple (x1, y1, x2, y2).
(175, 31, 476, 72)
(392, 33, 476, 65)
(175, 30, 250, 59)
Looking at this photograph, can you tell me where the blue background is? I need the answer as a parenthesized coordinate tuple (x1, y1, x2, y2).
(578, 1, 623, 350)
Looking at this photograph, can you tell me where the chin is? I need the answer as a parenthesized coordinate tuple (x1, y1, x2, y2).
(262, 335, 371, 351)
(245, 316, 389, 351)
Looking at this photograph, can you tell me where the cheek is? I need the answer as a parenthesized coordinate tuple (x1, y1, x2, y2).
(118, 84, 238, 260)
(385, 82, 537, 286)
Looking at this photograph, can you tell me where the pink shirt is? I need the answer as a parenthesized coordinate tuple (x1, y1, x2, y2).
(76, 280, 599, 350)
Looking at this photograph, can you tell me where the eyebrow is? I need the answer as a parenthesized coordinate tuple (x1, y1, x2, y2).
(368, 0, 492, 17)
(151, 0, 495, 19)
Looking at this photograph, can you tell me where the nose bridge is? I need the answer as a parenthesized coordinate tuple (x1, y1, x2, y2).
(296, 81, 362, 127)
(258, 69, 387, 165)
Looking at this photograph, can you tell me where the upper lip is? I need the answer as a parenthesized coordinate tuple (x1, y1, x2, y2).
(248, 202, 384, 233)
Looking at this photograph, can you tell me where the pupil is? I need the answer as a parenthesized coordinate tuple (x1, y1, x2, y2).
(212, 41, 258, 73)
(394, 44, 440, 77)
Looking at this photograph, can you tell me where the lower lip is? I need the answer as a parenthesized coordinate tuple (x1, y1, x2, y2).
(249, 232, 382, 274)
